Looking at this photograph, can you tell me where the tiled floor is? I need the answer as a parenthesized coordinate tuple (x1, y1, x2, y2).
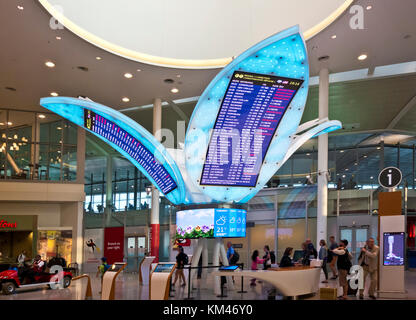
(1, 270, 415, 300)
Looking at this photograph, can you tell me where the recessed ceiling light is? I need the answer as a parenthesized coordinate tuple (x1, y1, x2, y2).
(124, 73, 133, 79)
(7, 122, 13, 126)
(136, 69, 141, 72)
(366, 5, 372, 10)
(50, 92, 58, 97)
(96, 56, 102, 60)
(0, 123, 4, 126)
(122, 97, 130, 102)
(17, 5, 24, 10)
(38, 114, 46, 119)
(45, 61, 55, 68)
(171, 88, 179, 93)
(56, 36, 61, 40)
(57, 127, 62, 130)
(331, 35, 337, 39)
(176, 74, 181, 78)
(358, 54, 368, 61)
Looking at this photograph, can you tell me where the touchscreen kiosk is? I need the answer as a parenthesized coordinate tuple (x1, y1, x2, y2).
(139, 256, 155, 285)
(101, 262, 126, 300)
(149, 263, 176, 300)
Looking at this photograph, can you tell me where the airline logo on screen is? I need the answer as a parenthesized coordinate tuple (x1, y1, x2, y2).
(214, 209, 246, 238)
(83, 109, 177, 195)
(201, 71, 303, 187)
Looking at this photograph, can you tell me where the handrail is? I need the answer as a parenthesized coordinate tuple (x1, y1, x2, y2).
(72, 274, 93, 300)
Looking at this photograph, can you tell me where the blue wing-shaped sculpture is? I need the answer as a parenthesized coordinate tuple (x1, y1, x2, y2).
(184, 25, 341, 203)
(40, 96, 186, 205)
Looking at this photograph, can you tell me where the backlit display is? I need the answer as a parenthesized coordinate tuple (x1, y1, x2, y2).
(200, 71, 303, 187)
(84, 109, 177, 195)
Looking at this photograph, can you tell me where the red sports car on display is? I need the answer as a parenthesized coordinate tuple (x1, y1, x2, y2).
(0, 266, 72, 295)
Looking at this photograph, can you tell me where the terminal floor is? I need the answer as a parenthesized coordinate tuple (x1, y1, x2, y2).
(1, 271, 416, 300)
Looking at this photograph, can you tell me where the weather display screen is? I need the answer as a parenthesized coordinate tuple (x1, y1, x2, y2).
(383, 232, 405, 266)
(84, 109, 177, 195)
(201, 71, 303, 187)
(176, 208, 246, 239)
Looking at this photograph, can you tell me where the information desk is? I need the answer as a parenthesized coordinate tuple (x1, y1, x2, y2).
(212, 266, 320, 298)
(139, 256, 155, 285)
(149, 263, 176, 300)
(101, 262, 126, 300)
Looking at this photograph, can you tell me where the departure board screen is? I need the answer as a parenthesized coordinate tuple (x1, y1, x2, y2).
(84, 109, 177, 194)
(201, 71, 303, 187)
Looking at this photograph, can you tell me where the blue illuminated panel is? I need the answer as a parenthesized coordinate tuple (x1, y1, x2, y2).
(201, 71, 303, 187)
(84, 109, 177, 194)
(214, 208, 246, 238)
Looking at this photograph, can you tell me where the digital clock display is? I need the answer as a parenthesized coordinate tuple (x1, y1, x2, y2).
(84, 109, 177, 195)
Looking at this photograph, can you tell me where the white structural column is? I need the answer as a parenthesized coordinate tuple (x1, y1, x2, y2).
(317, 68, 329, 245)
(150, 98, 162, 261)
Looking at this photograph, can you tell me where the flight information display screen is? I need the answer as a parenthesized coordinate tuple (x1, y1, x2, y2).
(200, 71, 303, 187)
(84, 109, 177, 195)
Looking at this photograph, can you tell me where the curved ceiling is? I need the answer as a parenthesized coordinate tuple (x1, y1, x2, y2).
(39, 0, 352, 68)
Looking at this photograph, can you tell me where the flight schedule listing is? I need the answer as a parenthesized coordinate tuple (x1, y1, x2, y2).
(84, 109, 177, 194)
(201, 71, 303, 187)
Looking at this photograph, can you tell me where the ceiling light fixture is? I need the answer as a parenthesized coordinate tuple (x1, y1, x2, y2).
(96, 56, 102, 60)
(331, 35, 337, 39)
(45, 61, 55, 68)
(124, 73, 133, 79)
(7, 122, 12, 126)
(38, 114, 46, 119)
(122, 97, 130, 102)
(50, 92, 58, 97)
(17, 5, 24, 10)
(358, 54, 368, 61)
(136, 69, 141, 72)
(56, 36, 61, 40)
(366, 5, 372, 10)
(171, 88, 179, 93)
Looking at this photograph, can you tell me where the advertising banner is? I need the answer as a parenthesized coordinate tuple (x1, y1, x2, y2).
(83, 228, 104, 272)
(104, 227, 124, 265)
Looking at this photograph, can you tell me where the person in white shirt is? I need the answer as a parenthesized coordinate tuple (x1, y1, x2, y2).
(17, 250, 28, 267)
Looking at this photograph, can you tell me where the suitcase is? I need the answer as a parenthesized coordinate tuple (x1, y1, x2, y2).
(319, 287, 337, 300)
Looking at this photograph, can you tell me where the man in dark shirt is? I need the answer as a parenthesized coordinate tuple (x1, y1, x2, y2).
(172, 246, 188, 288)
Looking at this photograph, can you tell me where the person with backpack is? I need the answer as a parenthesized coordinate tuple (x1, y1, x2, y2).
(172, 246, 188, 288)
(332, 239, 352, 300)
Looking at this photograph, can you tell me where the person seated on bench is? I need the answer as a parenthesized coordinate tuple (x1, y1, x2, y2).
(279, 247, 296, 268)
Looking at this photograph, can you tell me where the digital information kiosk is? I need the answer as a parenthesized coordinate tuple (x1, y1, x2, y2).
(101, 262, 126, 300)
(149, 263, 176, 300)
(139, 256, 155, 286)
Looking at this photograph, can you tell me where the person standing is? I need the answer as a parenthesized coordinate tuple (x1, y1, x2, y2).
(358, 237, 379, 300)
(332, 239, 352, 300)
(319, 239, 329, 283)
(17, 250, 28, 267)
(328, 236, 338, 279)
(262, 245, 271, 270)
(172, 246, 188, 287)
(250, 250, 265, 286)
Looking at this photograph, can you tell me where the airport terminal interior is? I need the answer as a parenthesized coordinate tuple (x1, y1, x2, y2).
(1, 0, 416, 301)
